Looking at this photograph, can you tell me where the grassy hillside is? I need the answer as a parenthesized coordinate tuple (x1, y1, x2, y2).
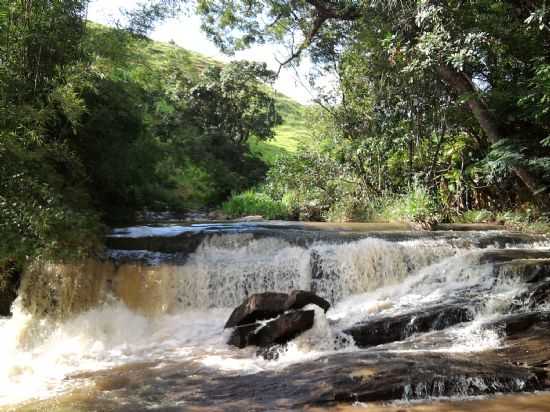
(88, 22, 309, 165)
(250, 93, 312, 164)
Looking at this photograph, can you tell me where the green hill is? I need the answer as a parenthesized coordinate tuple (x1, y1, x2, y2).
(87, 22, 310, 165)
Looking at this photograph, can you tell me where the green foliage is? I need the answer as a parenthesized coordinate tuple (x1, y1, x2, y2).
(459, 209, 495, 224)
(0, 8, 295, 272)
(374, 185, 441, 224)
(185, 0, 550, 213)
(0, 0, 104, 267)
(222, 191, 289, 220)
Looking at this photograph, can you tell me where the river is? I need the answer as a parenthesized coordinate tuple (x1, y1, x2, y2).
(2, 222, 550, 411)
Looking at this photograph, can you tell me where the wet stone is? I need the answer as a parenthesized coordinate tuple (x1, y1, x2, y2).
(284, 290, 331, 313)
(487, 311, 550, 336)
(344, 304, 474, 348)
(509, 281, 550, 312)
(224, 292, 289, 329)
(494, 259, 550, 283)
(227, 310, 315, 349)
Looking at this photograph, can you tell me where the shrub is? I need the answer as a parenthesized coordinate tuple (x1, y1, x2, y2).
(222, 191, 290, 220)
(374, 185, 441, 223)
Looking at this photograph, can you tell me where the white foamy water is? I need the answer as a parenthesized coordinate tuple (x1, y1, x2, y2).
(1, 231, 549, 406)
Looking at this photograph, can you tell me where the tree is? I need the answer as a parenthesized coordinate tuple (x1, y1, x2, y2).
(187, 0, 550, 203)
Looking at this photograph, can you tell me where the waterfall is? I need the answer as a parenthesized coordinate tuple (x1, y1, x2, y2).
(1, 228, 549, 407)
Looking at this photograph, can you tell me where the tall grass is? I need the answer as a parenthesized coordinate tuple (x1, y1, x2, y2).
(222, 191, 290, 220)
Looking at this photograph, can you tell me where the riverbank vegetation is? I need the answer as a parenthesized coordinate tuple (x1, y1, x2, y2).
(0, 3, 288, 279)
(209, 0, 550, 230)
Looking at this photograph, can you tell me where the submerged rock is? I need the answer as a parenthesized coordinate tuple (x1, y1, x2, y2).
(224, 292, 288, 329)
(344, 304, 474, 348)
(328, 352, 546, 403)
(227, 310, 315, 349)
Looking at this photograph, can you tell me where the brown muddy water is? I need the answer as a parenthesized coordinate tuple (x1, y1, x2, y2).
(3, 222, 550, 411)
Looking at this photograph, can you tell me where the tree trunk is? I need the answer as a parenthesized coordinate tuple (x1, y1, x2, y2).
(436, 64, 547, 203)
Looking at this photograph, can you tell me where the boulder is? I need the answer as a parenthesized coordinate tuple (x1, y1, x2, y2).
(284, 290, 330, 313)
(344, 304, 474, 348)
(224, 292, 288, 329)
(227, 310, 315, 348)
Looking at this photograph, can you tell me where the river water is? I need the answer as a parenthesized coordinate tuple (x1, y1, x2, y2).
(1, 222, 550, 411)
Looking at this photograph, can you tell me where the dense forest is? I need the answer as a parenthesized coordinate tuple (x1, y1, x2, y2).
(1, 0, 550, 280)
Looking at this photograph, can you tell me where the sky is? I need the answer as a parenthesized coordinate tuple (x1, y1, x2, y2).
(87, 0, 317, 104)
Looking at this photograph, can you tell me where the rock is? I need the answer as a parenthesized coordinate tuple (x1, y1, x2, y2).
(0, 261, 21, 316)
(495, 259, 550, 283)
(509, 281, 550, 312)
(224, 292, 288, 329)
(328, 352, 546, 403)
(344, 304, 474, 348)
(207, 211, 228, 220)
(227, 322, 261, 348)
(284, 290, 330, 313)
(490, 312, 550, 336)
(227, 310, 315, 348)
(254, 310, 314, 346)
(479, 250, 550, 265)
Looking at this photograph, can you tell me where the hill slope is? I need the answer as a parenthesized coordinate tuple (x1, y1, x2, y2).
(88, 22, 310, 165)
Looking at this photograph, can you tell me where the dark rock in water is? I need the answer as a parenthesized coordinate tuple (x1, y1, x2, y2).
(227, 310, 315, 348)
(509, 281, 550, 312)
(254, 310, 314, 347)
(488, 311, 550, 336)
(494, 259, 550, 283)
(224, 292, 288, 329)
(226, 322, 261, 349)
(0, 261, 21, 316)
(284, 289, 330, 313)
(328, 352, 547, 403)
(344, 304, 474, 348)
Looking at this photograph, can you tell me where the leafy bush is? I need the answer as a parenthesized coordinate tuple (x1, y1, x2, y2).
(222, 191, 290, 219)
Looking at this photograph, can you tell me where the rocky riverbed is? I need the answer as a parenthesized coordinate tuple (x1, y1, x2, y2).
(2, 222, 550, 411)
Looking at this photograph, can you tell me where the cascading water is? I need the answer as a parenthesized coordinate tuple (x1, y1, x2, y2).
(1, 224, 550, 410)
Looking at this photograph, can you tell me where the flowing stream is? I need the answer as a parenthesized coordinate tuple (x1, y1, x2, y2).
(1, 223, 550, 410)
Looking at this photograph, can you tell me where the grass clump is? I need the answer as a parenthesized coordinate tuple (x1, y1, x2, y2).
(222, 191, 290, 220)
(373, 185, 441, 224)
